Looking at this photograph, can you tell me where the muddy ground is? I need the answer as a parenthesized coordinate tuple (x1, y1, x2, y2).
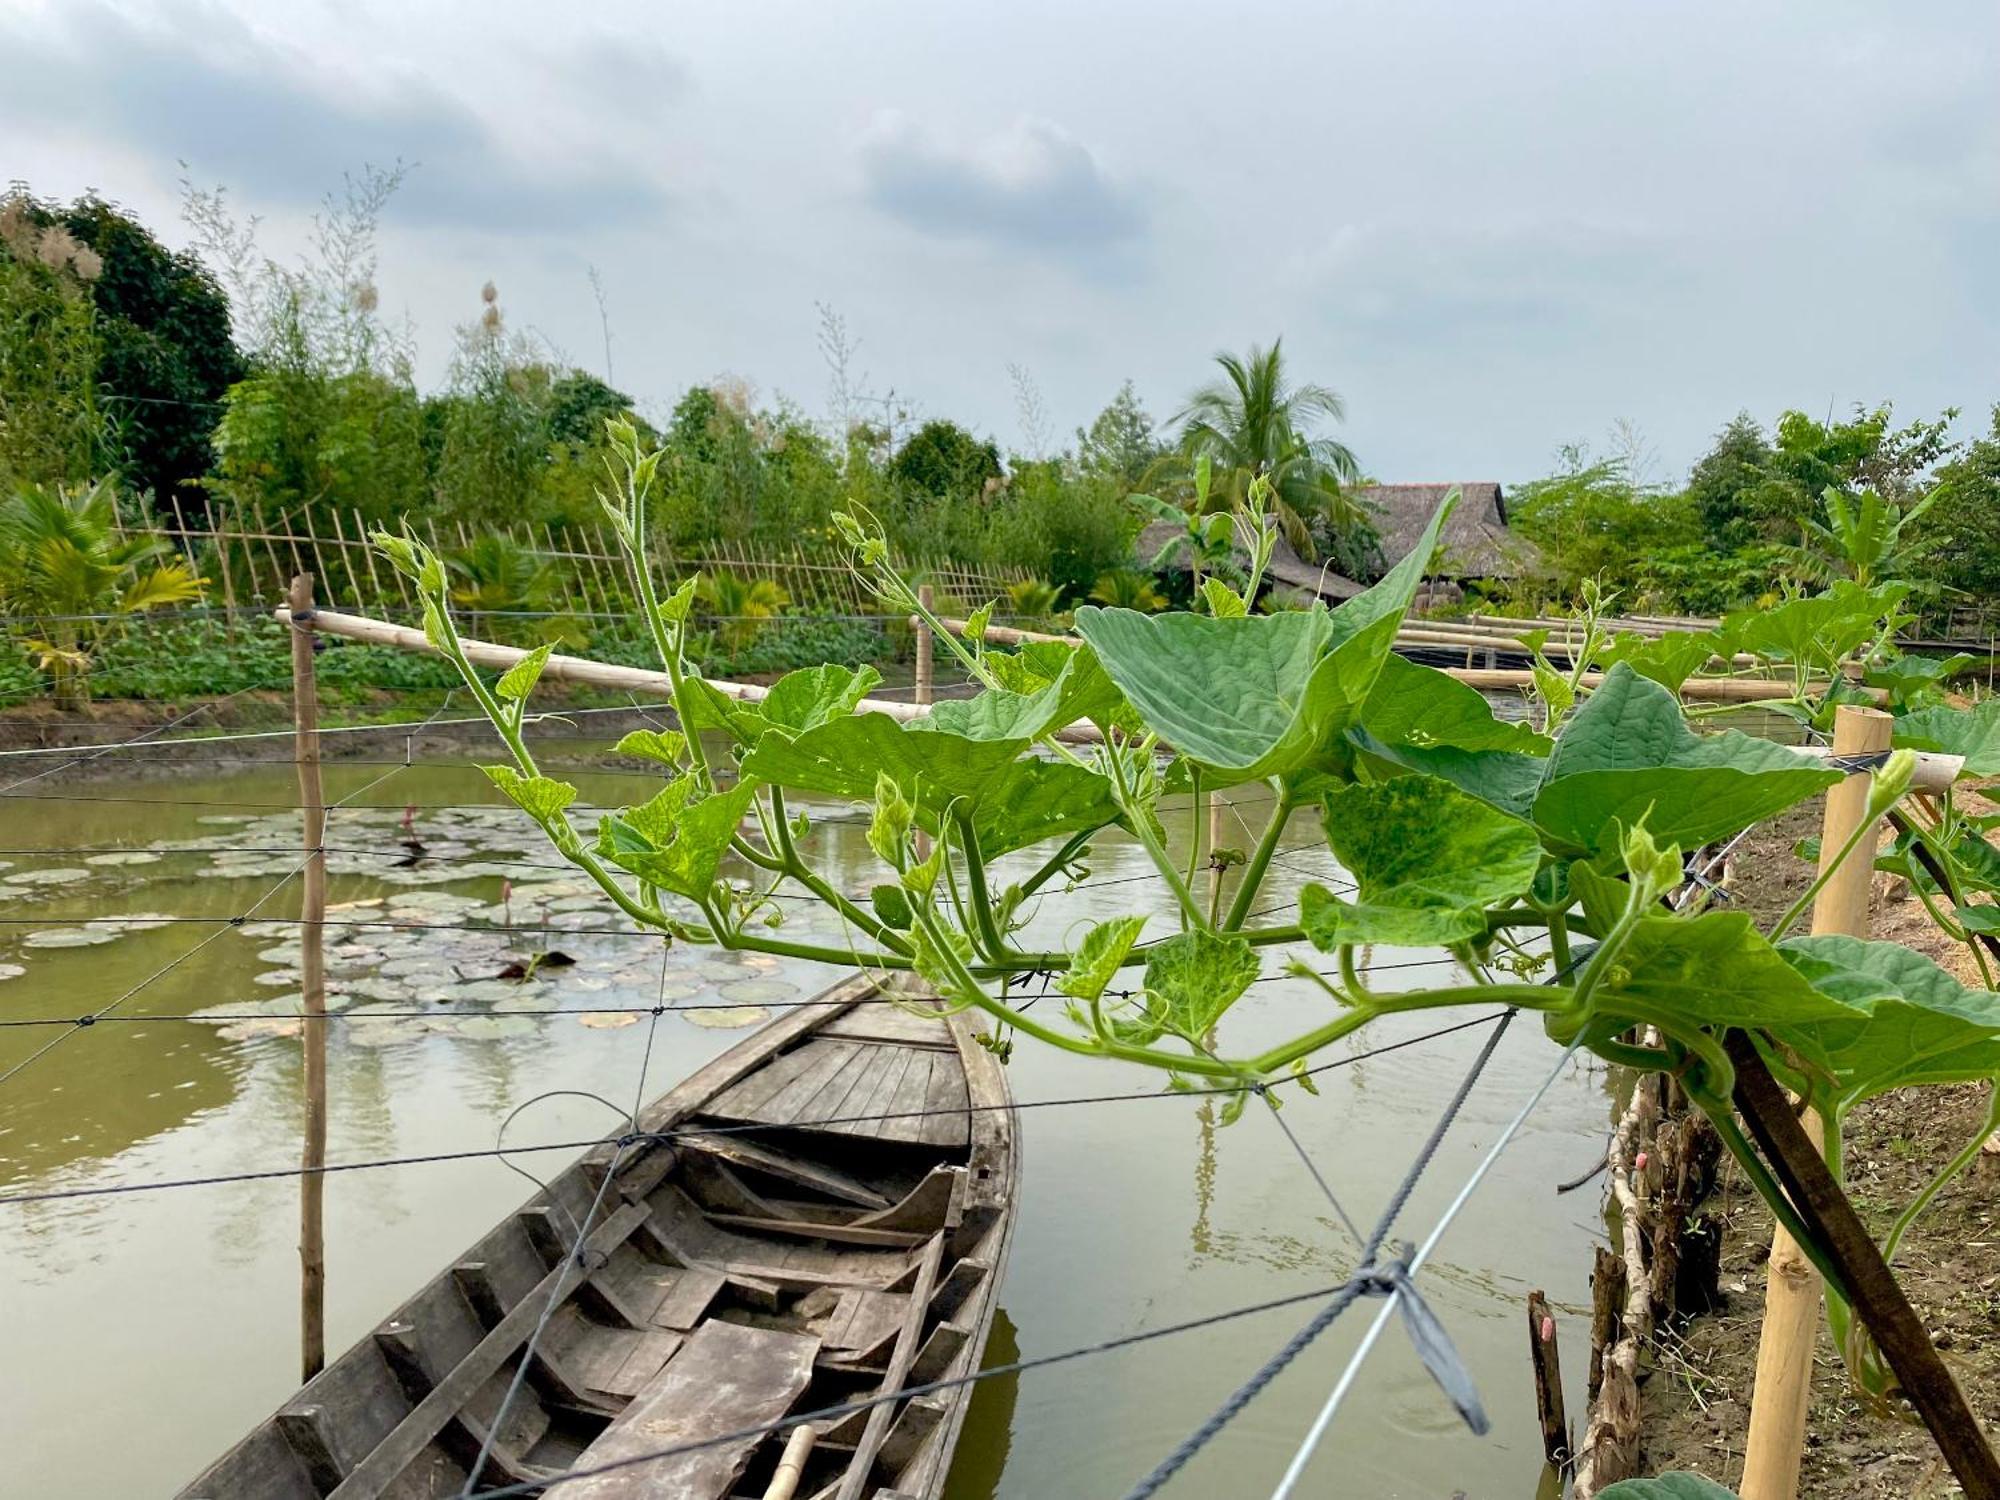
(1638, 796, 2000, 1497)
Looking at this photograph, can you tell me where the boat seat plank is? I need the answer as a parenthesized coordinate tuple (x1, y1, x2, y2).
(917, 1060, 973, 1150)
(677, 1131, 892, 1210)
(705, 1213, 927, 1249)
(818, 1005, 956, 1048)
(818, 1288, 908, 1359)
(871, 1051, 939, 1145)
(596, 1329, 688, 1400)
(566, 1321, 820, 1500)
(724, 1040, 862, 1125)
(595, 1256, 726, 1331)
(850, 1167, 962, 1235)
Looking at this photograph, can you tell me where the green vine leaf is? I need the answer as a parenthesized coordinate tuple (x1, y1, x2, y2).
(1074, 498, 1454, 785)
(1589, 911, 1862, 1029)
(613, 727, 688, 768)
(1140, 930, 1260, 1045)
(1532, 663, 1841, 853)
(1598, 1477, 1739, 1500)
(594, 778, 756, 900)
(1593, 629, 1728, 694)
(870, 884, 914, 931)
(1059, 915, 1148, 1004)
(868, 772, 915, 869)
(482, 766, 577, 825)
(1893, 699, 2000, 778)
(689, 663, 884, 745)
(1359, 654, 1551, 755)
(918, 643, 1122, 741)
(1199, 577, 1248, 618)
(495, 643, 553, 704)
(1299, 776, 1542, 949)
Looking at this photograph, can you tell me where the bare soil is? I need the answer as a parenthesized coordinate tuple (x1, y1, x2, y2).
(1638, 795, 2000, 1497)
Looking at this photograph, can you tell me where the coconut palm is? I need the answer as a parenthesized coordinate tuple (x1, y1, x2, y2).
(0, 478, 204, 707)
(1170, 339, 1368, 558)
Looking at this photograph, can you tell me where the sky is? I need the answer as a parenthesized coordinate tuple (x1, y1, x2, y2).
(3, 0, 1996, 484)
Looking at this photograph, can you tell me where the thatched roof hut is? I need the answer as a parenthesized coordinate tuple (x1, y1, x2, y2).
(1350, 482, 1536, 580)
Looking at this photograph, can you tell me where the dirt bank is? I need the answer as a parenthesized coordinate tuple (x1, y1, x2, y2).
(1638, 796, 2000, 1497)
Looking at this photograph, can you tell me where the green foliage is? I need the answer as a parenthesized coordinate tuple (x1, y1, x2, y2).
(0, 192, 107, 490)
(1894, 700, 2000, 778)
(1086, 568, 1168, 613)
(1075, 379, 1164, 488)
(1906, 405, 2000, 599)
(888, 419, 1002, 500)
(1509, 450, 1699, 602)
(1598, 1476, 1738, 1500)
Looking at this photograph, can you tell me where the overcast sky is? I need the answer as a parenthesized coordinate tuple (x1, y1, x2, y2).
(4, 0, 1996, 483)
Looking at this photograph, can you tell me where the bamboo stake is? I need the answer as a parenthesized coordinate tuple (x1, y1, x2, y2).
(762, 1426, 817, 1500)
(914, 584, 934, 707)
(326, 506, 366, 609)
(1738, 705, 1893, 1500)
(1528, 1289, 1570, 1470)
(217, 521, 239, 641)
(287, 575, 329, 1382)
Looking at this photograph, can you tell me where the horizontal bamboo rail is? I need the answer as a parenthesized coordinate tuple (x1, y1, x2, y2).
(276, 604, 1957, 789)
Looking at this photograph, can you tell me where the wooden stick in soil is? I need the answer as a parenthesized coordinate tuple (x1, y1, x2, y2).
(1737, 705, 1892, 1500)
(1527, 1289, 1570, 1469)
(912, 585, 933, 863)
(1725, 1029, 2000, 1500)
(288, 574, 329, 1382)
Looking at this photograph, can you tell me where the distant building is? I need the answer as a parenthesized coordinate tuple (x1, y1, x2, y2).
(1134, 481, 1536, 610)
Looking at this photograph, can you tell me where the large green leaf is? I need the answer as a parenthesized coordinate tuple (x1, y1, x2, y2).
(1138, 930, 1260, 1045)
(1589, 911, 1863, 1029)
(1593, 630, 1726, 694)
(595, 776, 757, 900)
(1893, 699, 2000, 777)
(1074, 498, 1454, 784)
(1721, 581, 1906, 670)
(483, 766, 578, 824)
(687, 663, 883, 745)
(1774, 934, 2000, 1104)
(1598, 1477, 1738, 1500)
(1532, 664, 1840, 853)
(1298, 776, 1541, 949)
(1348, 733, 1547, 821)
(1059, 915, 1148, 1004)
(740, 713, 1118, 857)
(1359, 653, 1551, 754)
(917, 643, 1122, 741)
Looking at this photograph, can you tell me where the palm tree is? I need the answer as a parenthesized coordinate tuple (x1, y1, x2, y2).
(1170, 339, 1368, 558)
(0, 479, 204, 708)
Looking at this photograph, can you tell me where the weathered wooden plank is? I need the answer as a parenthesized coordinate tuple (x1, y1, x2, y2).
(596, 1330, 686, 1400)
(836, 1047, 914, 1142)
(677, 1132, 892, 1210)
(879, 1395, 948, 1471)
(819, 1288, 908, 1358)
(705, 1213, 927, 1249)
(873, 1051, 936, 1145)
(832, 1233, 945, 1500)
(566, 1322, 819, 1500)
(927, 1259, 990, 1325)
(906, 1322, 970, 1386)
(917, 1056, 972, 1150)
(731, 1041, 862, 1126)
(849, 1167, 963, 1235)
(324, 1200, 650, 1500)
(818, 1006, 957, 1049)
(796, 1042, 890, 1127)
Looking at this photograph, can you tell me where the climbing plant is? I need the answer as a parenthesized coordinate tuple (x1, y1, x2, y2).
(375, 419, 2000, 1379)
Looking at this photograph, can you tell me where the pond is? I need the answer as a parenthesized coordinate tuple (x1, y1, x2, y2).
(0, 731, 1613, 1498)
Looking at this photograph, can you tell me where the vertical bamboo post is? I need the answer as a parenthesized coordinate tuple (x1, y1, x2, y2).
(288, 574, 329, 1382)
(1737, 704, 1893, 1500)
(217, 521, 239, 641)
(914, 584, 934, 705)
(1528, 1289, 1570, 1469)
(326, 506, 365, 608)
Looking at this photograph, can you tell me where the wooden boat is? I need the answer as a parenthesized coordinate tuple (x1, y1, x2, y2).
(180, 973, 1018, 1500)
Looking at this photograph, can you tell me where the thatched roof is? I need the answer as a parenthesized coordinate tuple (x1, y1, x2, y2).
(1133, 521, 1363, 602)
(1351, 482, 1537, 579)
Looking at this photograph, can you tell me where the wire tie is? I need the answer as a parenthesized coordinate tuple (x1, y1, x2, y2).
(228, 915, 245, 926)
(75, 1015, 97, 1027)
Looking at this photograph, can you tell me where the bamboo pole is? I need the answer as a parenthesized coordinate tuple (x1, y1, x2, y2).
(287, 574, 329, 1382)
(325, 506, 366, 609)
(1737, 706, 1894, 1500)
(930, 617, 1894, 708)
(1528, 1289, 1570, 1470)
(279, 604, 1963, 789)
(914, 584, 934, 706)
(762, 1426, 817, 1500)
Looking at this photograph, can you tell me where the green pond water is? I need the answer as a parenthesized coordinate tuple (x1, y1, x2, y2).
(0, 736, 1614, 1498)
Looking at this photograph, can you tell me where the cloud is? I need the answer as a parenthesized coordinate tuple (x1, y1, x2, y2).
(0, 3, 671, 232)
(857, 111, 1144, 261)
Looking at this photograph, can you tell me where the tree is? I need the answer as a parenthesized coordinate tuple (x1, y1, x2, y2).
(1684, 412, 1771, 548)
(887, 419, 1001, 500)
(0, 191, 105, 490)
(1904, 406, 2000, 601)
(52, 194, 241, 517)
(546, 370, 640, 451)
(1076, 379, 1162, 488)
(1746, 405, 1959, 539)
(1510, 445, 1700, 603)
(1171, 339, 1365, 558)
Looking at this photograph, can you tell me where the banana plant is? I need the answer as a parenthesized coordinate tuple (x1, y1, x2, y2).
(1793, 484, 1943, 588)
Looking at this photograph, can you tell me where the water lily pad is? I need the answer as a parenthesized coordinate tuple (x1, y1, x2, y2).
(683, 1004, 770, 1029)
(24, 927, 116, 948)
(217, 1016, 302, 1042)
(85, 851, 162, 867)
(694, 958, 750, 982)
(12, 867, 91, 885)
(719, 978, 797, 1005)
(0, 963, 25, 981)
(255, 968, 302, 987)
(257, 944, 300, 965)
(578, 1011, 642, 1029)
(446, 1015, 539, 1040)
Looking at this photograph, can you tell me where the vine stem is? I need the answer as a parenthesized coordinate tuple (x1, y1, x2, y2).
(1223, 785, 1293, 931)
